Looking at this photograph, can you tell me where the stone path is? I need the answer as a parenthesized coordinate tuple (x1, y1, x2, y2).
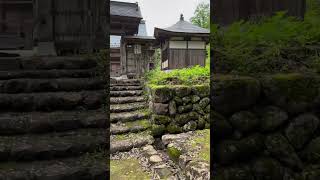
(0, 56, 107, 178)
(110, 79, 185, 179)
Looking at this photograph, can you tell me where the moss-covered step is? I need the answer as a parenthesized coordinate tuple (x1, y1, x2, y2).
(110, 102, 146, 113)
(110, 90, 143, 97)
(110, 120, 151, 135)
(19, 57, 98, 70)
(110, 85, 143, 91)
(110, 96, 145, 104)
(0, 69, 98, 80)
(0, 78, 106, 94)
(110, 79, 142, 86)
(0, 90, 106, 112)
(0, 109, 106, 135)
(110, 131, 154, 153)
(0, 128, 106, 161)
(0, 152, 106, 179)
(110, 158, 151, 180)
(111, 110, 149, 123)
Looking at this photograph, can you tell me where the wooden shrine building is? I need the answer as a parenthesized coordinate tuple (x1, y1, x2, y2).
(154, 15, 209, 70)
(110, 1, 156, 78)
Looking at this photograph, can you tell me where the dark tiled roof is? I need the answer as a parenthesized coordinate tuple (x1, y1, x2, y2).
(123, 36, 155, 40)
(154, 15, 209, 36)
(110, 1, 142, 19)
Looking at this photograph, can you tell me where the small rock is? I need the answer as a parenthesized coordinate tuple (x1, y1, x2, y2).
(149, 155, 163, 163)
(182, 97, 191, 104)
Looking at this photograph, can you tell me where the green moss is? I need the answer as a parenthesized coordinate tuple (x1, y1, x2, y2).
(151, 124, 166, 137)
(152, 115, 172, 125)
(113, 131, 151, 141)
(110, 159, 151, 180)
(167, 146, 182, 162)
(190, 129, 210, 162)
(167, 124, 183, 134)
(267, 73, 320, 102)
(126, 120, 151, 129)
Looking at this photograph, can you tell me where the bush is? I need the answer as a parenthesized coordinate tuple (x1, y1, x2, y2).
(145, 65, 210, 86)
(211, 0, 320, 74)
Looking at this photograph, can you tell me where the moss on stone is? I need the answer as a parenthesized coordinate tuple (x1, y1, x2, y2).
(151, 124, 166, 137)
(167, 123, 183, 134)
(126, 120, 151, 129)
(167, 146, 182, 162)
(110, 159, 151, 180)
(152, 115, 172, 125)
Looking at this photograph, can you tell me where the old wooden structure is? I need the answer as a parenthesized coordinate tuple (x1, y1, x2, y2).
(154, 15, 209, 70)
(0, 0, 107, 55)
(110, 1, 156, 78)
(0, 0, 33, 50)
(212, 0, 306, 25)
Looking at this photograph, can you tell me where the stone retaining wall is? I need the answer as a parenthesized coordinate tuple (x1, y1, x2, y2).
(147, 85, 210, 136)
(212, 73, 320, 180)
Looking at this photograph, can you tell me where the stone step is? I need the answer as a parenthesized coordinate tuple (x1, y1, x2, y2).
(0, 69, 98, 80)
(0, 57, 98, 70)
(0, 90, 106, 112)
(110, 120, 151, 135)
(0, 153, 106, 179)
(0, 78, 106, 93)
(0, 129, 106, 161)
(110, 96, 145, 104)
(110, 131, 154, 153)
(110, 79, 142, 86)
(110, 102, 146, 113)
(0, 109, 106, 135)
(110, 85, 143, 91)
(111, 111, 149, 123)
(110, 90, 143, 97)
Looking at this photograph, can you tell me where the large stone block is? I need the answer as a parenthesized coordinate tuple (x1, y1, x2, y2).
(212, 75, 260, 115)
(285, 113, 319, 150)
(261, 73, 320, 114)
(153, 103, 169, 115)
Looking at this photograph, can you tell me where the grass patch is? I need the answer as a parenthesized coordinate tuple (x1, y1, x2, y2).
(110, 159, 151, 180)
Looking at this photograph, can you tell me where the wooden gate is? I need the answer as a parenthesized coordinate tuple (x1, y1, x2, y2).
(212, 0, 306, 25)
(36, 0, 107, 53)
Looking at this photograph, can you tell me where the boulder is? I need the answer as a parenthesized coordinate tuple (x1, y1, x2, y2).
(229, 111, 259, 133)
(285, 113, 319, 150)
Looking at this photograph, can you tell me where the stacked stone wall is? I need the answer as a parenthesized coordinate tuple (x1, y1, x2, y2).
(147, 85, 210, 136)
(212, 73, 320, 180)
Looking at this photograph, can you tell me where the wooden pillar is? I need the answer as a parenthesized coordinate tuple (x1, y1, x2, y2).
(120, 38, 127, 75)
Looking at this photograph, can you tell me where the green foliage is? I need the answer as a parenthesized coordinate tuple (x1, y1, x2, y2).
(145, 65, 210, 86)
(190, 2, 210, 29)
(211, 1, 320, 74)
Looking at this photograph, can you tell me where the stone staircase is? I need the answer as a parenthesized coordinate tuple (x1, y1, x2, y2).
(0, 57, 107, 179)
(110, 79, 154, 154)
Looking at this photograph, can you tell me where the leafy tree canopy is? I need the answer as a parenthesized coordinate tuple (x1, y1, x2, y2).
(190, 2, 210, 29)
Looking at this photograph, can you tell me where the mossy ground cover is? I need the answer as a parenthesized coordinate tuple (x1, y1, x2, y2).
(189, 129, 210, 162)
(110, 158, 151, 180)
